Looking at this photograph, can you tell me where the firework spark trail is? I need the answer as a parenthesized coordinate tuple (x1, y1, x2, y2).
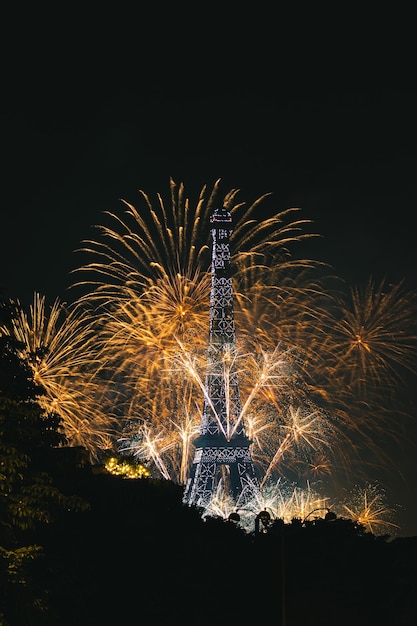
(200, 482, 238, 522)
(228, 479, 332, 531)
(119, 423, 174, 481)
(171, 339, 291, 442)
(259, 401, 338, 488)
(71, 179, 321, 305)
(201, 479, 398, 536)
(238, 346, 289, 421)
(0, 293, 118, 459)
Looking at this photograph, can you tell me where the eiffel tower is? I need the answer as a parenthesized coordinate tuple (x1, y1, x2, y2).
(183, 205, 259, 509)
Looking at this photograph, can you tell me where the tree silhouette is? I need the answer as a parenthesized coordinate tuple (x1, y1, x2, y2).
(0, 300, 89, 625)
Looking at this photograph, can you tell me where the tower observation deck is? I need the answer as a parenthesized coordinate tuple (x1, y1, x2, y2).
(183, 206, 259, 509)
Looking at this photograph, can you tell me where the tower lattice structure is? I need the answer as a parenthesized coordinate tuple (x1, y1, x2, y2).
(183, 206, 259, 509)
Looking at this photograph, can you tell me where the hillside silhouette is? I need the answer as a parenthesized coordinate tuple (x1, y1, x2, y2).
(37, 455, 417, 626)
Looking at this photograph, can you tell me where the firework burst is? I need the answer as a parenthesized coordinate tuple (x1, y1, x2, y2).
(60, 178, 417, 532)
(340, 483, 399, 535)
(69, 178, 337, 476)
(72, 178, 319, 302)
(320, 277, 417, 395)
(0, 292, 117, 459)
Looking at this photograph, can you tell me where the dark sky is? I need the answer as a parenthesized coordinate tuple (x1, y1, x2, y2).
(3, 89, 417, 305)
(1, 9, 417, 536)
(2, 7, 416, 305)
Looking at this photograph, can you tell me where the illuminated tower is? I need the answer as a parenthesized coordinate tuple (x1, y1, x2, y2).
(183, 206, 259, 509)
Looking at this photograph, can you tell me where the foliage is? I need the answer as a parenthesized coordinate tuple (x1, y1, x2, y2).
(0, 300, 89, 625)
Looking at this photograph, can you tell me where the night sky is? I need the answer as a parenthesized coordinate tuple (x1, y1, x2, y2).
(2, 9, 417, 536)
(3, 90, 417, 304)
